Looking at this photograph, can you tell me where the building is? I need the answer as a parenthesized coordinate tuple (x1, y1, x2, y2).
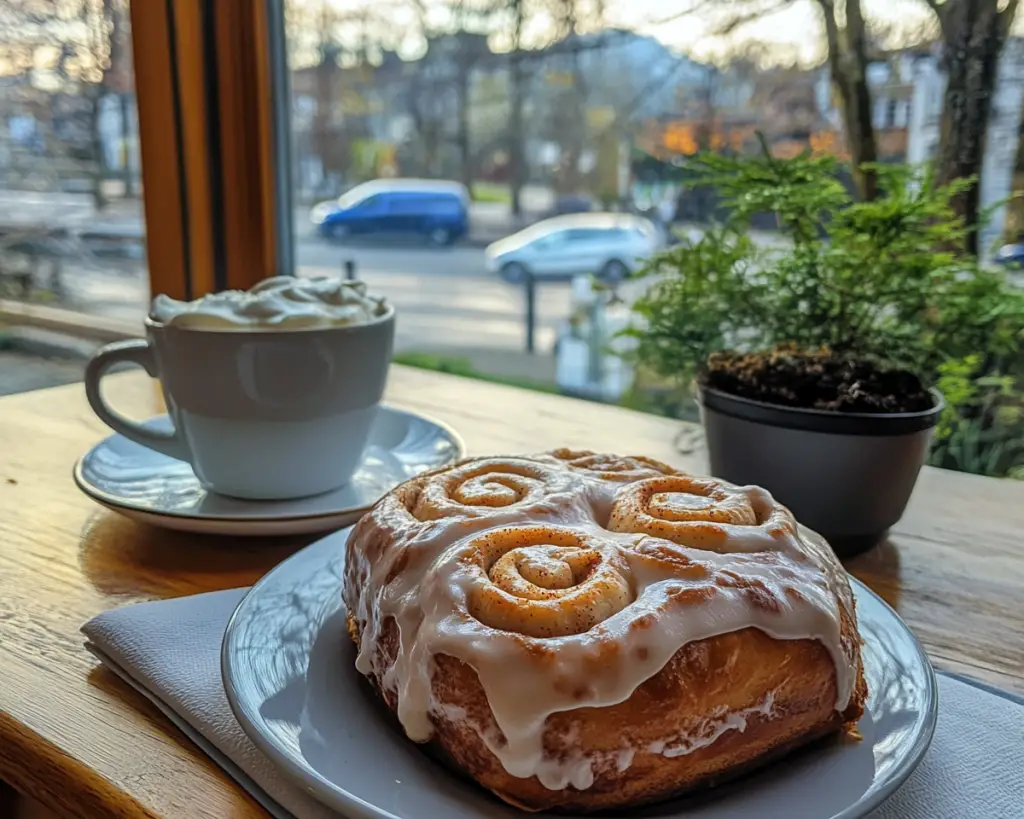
(816, 40, 1024, 258)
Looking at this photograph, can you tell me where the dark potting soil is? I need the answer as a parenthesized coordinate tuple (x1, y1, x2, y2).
(702, 349, 934, 414)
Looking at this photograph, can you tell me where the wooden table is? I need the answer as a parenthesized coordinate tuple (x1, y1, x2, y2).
(1, 368, 1022, 819)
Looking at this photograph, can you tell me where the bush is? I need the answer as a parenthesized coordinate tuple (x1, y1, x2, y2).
(470, 182, 512, 204)
(625, 145, 1024, 478)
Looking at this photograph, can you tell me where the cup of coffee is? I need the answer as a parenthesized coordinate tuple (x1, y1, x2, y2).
(84, 276, 395, 500)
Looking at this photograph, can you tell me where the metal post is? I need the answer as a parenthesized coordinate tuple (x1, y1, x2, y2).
(344, 259, 356, 281)
(524, 269, 536, 354)
(264, 0, 296, 277)
(587, 299, 602, 386)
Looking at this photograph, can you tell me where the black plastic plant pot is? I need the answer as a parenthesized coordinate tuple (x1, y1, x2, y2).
(697, 385, 944, 560)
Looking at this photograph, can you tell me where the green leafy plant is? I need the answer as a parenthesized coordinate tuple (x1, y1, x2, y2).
(470, 182, 513, 204)
(625, 144, 1024, 477)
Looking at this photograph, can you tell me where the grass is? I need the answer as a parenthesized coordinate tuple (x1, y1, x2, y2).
(470, 182, 512, 205)
(392, 352, 700, 422)
(393, 351, 560, 395)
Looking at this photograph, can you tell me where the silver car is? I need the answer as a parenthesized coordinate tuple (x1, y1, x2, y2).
(485, 213, 662, 283)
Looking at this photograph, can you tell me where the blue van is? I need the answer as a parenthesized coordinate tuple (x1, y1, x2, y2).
(313, 180, 469, 246)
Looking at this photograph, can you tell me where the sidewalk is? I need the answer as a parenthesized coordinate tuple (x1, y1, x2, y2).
(0, 191, 142, 235)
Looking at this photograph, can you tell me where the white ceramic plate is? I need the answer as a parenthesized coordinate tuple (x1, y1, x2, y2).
(73, 406, 463, 536)
(222, 530, 938, 819)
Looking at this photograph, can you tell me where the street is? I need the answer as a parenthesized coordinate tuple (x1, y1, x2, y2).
(49, 235, 573, 355)
(0, 189, 574, 358)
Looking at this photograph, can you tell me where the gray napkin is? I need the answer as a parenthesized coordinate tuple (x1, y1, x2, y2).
(82, 590, 1024, 819)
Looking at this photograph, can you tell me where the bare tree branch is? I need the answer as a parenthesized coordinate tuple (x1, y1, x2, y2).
(814, 0, 841, 81)
(999, 0, 1021, 37)
(920, 0, 948, 37)
(715, 0, 799, 35)
(651, 0, 802, 37)
(812, 0, 878, 199)
(652, 0, 796, 33)
(650, 0, 722, 26)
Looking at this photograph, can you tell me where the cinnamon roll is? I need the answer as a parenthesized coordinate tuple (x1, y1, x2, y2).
(343, 450, 867, 812)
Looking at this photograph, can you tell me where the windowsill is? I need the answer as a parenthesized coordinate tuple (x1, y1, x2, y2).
(0, 300, 140, 345)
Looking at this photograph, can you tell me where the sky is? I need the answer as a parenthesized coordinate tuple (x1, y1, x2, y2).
(606, 0, 938, 65)
(298, 0, 947, 68)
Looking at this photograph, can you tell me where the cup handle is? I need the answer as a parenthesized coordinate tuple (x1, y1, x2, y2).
(84, 339, 191, 462)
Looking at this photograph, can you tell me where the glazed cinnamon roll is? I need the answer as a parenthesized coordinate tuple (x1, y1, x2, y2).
(459, 525, 632, 638)
(344, 450, 867, 812)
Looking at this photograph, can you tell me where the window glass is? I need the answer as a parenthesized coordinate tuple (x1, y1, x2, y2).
(563, 228, 606, 241)
(533, 231, 567, 249)
(284, 0, 1024, 480)
(337, 186, 373, 209)
(0, 0, 146, 396)
(353, 193, 386, 213)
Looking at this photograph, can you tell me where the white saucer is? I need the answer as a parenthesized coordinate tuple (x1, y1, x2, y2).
(73, 406, 464, 536)
(222, 531, 938, 819)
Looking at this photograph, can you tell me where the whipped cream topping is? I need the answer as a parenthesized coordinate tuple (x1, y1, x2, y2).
(150, 276, 386, 330)
(344, 454, 861, 792)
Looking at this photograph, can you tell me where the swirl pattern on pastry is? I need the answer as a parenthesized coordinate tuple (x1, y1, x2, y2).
(550, 448, 677, 481)
(461, 525, 632, 637)
(408, 457, 582, 522)
(608, 475, 793, 551)
(343, 449, 866, 811)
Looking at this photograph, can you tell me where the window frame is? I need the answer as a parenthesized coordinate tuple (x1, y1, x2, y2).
(129, 0, 293, 301)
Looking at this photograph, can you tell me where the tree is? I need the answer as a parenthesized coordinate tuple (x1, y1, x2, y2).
(287, 0, 416, 189)
(504, 0, 626, 212)
(0, 0, 125, 210)
(923, 0, 1020, 254)
(661, 1, 878, 200)
(677, 0, 1021, 245)
(413, 2, 499, 190)
(507, 0, 528, 216)
(90, 0, 132, 206)
(815, 0, 878, 200)
(545, 1, 591, 195)
(448, 7, 497, 191)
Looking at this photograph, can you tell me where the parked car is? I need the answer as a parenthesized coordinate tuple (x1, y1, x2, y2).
(994, 242, 1024, 269)
(485, 213, 662, 283)
(311, 179, 469, 245)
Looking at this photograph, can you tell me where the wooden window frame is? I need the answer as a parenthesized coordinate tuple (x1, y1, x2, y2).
(130, 0, 294, 301)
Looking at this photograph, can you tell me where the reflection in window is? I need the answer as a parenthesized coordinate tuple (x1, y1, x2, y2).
(0, 0, 146, 320)
(282, 0, 1024, 480)
(0, 0, 147, 396)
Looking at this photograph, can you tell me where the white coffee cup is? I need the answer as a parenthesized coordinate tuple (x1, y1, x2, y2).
(84, 278, 395, 500)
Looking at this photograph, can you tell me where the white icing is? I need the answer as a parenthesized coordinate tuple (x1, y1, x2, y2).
(150, 276, 386, 330)
(452, 715, 638, 790)
(648, 691, 777, 758)
(615, 747, 636, 772)
(344, 454, 861, 793)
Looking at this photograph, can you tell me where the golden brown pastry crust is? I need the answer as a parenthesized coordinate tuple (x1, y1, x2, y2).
(344, 451, 867, 812)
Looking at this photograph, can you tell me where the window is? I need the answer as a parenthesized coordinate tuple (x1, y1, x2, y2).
(533, 231, 567, 249)
(1, 0, 147, 395)
(272, 1, 1024, 483)
(564, 228, 607, 242)
(2, 0, 1019, 479)
(353, 193, 386, 213)
(0, 0, 289, 395)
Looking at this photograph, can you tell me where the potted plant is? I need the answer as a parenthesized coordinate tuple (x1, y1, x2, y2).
(625, 145, 1024, 557)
